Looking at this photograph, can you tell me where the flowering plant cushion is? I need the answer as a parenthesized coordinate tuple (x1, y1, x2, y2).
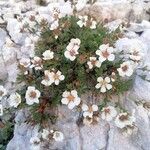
(15, 14, 139, 128)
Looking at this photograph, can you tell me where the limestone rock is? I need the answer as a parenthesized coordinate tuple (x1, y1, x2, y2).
(106, 125, 140, 150)
(129, 76, 150, 102)
(135, 105, 150, 150)
(7, 18, 27, 45)
(141, 29, 150, 44)
(0, 55, 8, 81)
(2, 1, 150, 150)
(0, 29, 6, 49)
(80, 121, 109, 150)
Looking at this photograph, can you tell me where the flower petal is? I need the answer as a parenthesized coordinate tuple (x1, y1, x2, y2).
(97, 77, 103, 82)
(74, 97, 81, 106)
(95, 83, 101, 89)
(100, 85, 106, 93)
(106, 84, 112, 90)
(71, 90, 78, 97)
(82, 104, 88, 111)
(62, 91, 70, 98)
(105, 77, 110, 83)
(68, 101, 75, 109)
(108, 54, 115, 61)
(59, 75, 65, 81)
(61, 98, 69, 105)
(92, 105, 98, 111)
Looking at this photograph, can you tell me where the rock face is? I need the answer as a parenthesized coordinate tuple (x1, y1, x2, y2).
(0, 0, 149, 150)
(79, 0, 150, 23)
(0, 29, 8, 81)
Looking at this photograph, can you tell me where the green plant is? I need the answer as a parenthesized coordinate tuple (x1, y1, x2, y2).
(16, 15, 134, 126)
(0, 121, 14, 150)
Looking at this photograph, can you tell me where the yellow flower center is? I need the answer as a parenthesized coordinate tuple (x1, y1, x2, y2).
(88, 106, 93, 112)
(104, 108, 110, 115)
(53, 73, 59, 80)
(69, 49, 76, 56)
(102, 50, 109, 58)
(30, 91, 37, 99)
(91, 60, 96, 65)
(67, 94, 75, 102)
(119, 114, 128, 121)
(100, 80, 107, 86)
(122, 65, 128, 72)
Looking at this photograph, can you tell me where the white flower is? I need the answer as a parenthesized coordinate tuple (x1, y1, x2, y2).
(96, 44, 115, 62)
(95, 77, 112, 93)
(101, 106, 117, 121)
(61, 90, 81, 109)
(88, 18, 97, 29)
(50, 20, 59, 30)
(25, 86, 41, 105)
(41, 70, 53, 86)
(64, 38, 81, 61)
(41, 129, 50, 140)
(77, 16, 97, 29)
(77, 16, 88, 28)
(87, 57, 101, 69)
(117, 61, 134, 77)
(50, 70, 65, 85)
(0, 85, 7, 100)
(30, 57, 43, 70)
(30, 136, 41, 150)
(42, 70, 64, 86)
(19, 58, 31, 68)
(129, 47, 143, 61)
(82, 104, 98, 118)
(0, 104, 3, 116)
(42, 50, 54, 60)
(8, 92, 21, 108)
(53, 131, 64, 142)
(70, 38, 81, 45)
(115, 112, 136, 129)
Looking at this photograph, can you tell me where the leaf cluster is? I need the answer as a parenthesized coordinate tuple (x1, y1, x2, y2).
(0, 121, 14, 150)
(17, 16, 133, 124)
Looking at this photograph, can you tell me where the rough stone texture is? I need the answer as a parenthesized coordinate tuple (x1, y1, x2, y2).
(106, 125, 140, 150)
(79, 0, 150, 23)
(7, 19, 27, 45)
(0, 55, 8, 81)
(0, 29, 8, 81)
(0, 0, 149, 150)
(80, 122, 109, 150)
(128, 76, 150, 102)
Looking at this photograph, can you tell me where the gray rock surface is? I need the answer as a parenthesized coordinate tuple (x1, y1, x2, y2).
(0, 0, 149, 150)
